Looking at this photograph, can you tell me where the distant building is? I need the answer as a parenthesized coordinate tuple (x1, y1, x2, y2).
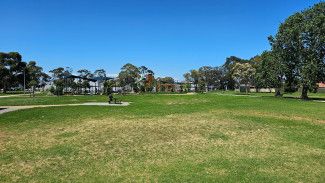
(235, 84, 275, 93)
(318, 82, 325, 93)
(45, 75, 115, 94)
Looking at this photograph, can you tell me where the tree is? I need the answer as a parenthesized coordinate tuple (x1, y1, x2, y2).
(158, 77, 175, 84)
(156, 77, 175, 92)
(118, 63, 140, 92)
(198, 66, 223, 92)
(61, 67, 74, 93)
(183, 72, 192, 91)
(183, 70, 200, 92)
(232, 63, 256, 93)
(145, 73, 155, 92)
(49, 67, 65, 80)
(0, 53, 48, 95)
(103, 80, 115, 95)
(0, 63, 10, 93)
(49, 67, 65, 96)
(49, 67, 74, 95)
(184, 66, 224, 92)
(26, 61, 44, 97)
(218, 66, 229, 90)
(39, 73, 51, 91)
(94, 69, 107, 79)
(139, 66, 148, 79)
(0, 52, 24, 93)
(255, 51, 283, 96)
(270, 2, 325, 99)
(77, 69, 92, 78)
(77, 69, 93, 94)
(94, 69, 107, 93)
(138, 66, 155, 92)
(198, 66, 212, 92)
(190, 70, 200, 92)
(222, 56, 249, 90)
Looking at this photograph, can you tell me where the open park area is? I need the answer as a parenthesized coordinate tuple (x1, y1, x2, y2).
(0, 92, 324, 182)
(1, 1, 324, 182)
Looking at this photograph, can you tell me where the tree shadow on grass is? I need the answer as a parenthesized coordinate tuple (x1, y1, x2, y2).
(283, 96, 325, 102)
(259, 95, 325, 102)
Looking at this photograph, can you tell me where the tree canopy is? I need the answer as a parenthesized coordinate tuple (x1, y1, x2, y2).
(0, 52, 46, 95)
(270, 2, 325, 98)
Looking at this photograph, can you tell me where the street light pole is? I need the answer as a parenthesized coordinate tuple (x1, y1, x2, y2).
(23, 69, 26, 94)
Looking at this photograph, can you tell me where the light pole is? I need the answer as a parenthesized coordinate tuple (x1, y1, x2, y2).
(23, 69, 26, 94)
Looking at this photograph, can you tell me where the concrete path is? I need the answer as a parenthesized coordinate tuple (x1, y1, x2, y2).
(0, 94, 31, 98)
(0, 102, 129, 115)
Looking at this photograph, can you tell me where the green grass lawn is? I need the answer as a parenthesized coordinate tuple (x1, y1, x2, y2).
(0, 93, 324, 182)
(0, 94, 108, 106)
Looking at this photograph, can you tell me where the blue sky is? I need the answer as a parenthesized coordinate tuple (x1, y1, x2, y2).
(1, 0, 322, 80)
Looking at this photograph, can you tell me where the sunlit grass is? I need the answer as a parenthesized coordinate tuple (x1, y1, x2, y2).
(0, 93, 324, 182)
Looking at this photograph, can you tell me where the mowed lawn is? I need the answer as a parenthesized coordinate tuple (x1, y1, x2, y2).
(0, 94, 324, 182)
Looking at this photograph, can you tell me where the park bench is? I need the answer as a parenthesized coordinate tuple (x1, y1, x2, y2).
(108, 94, 122, 104)
(112, 98, 122, 104)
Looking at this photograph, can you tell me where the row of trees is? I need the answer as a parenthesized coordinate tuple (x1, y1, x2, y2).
(20, 61, 176, 95)
(48, 63, 175, 95)
(183, 56, 259, 93)
(48, 67, 111, 95)
(183, 67, 224, 92)
(117, 63, 176, 93)
(184, 2, 325, 99)
(0, 52, 49, 96)
(0, 54, 114, 96)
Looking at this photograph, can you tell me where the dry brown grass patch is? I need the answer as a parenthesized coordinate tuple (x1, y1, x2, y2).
(1, 110, 324, 182)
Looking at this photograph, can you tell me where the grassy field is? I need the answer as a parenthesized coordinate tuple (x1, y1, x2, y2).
(0, 93, 324, 182)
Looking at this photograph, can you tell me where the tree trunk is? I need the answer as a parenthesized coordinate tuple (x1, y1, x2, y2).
(301, 85, 309, 100)
(32, 86, 35, 97)
(3, 82, 7, 93)
(245, 84, 248, 94)
(275, 88, 281, 97)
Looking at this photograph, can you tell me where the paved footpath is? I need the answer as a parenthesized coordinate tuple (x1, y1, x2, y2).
(0, 102, 129, 114)
(0, 94, 31, 98)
